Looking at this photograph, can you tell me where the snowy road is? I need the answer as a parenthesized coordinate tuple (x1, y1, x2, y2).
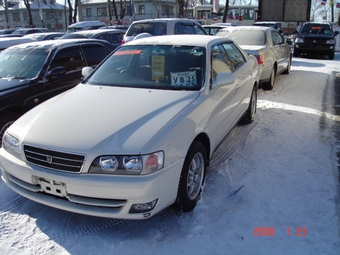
(1, 54, 340, 255)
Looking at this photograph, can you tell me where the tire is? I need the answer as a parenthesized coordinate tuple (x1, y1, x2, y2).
(293, 49, 299, 57)
(175, 141, 207, 212)
(241, 85, 257, 124)
(282, 56, 292, 74)
(0, 113, 20, 147)
(329, 52, 334, 60)
(262, 66, 276, 90)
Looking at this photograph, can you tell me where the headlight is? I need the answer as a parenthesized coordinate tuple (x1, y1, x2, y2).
(89, 151, 164, 175)
(3, 132, 23, 160)
(326, 39, 336, 44)
(295, 38, 304, 43)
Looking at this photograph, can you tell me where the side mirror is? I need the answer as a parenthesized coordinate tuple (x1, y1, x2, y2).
(82, 66, 94, 78)
(46, 66, 66, 78)
(212, 72, 234, 88)
(334, 31, 339, 36)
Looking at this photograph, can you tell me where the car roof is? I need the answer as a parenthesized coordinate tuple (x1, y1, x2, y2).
(124, 34, 233, 47)
(5, 38, 114, 51)
(131, 18, 202, 24)
(68, 29, 125, 35)
(220, 26, 274, 32)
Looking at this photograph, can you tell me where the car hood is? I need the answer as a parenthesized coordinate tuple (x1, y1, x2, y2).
(11, 85, 199, 154)
(0, 78, 30, 93)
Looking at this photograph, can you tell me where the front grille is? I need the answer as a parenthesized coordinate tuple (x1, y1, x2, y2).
(24, 145, 85, 173)
(304, 38, 328, 45)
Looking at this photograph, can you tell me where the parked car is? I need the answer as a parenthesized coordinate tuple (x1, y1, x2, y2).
(122, 18, 208, 44)
(216, 26, 292, 90)
(0, 37, 35, 52)
(0, 29, 17, 35)
(0, 35, 259, 220)
(0, 39, 116, 145)
(60, 29, 125, 48)
(66, 21, 105, 33)
(253, 21, 284, 36)
(203, 23, 238, 35)
(293, 22, 339, 60)
(23, 32, 65, 41)
(0, 28, 48, 38)
(100, 24, 129, 31)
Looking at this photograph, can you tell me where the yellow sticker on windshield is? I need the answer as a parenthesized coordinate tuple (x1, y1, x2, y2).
(151, 55, 165, 80)
(171, 71, 197, 87)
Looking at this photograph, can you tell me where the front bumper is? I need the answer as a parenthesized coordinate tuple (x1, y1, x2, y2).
(0, 148, 184, 219)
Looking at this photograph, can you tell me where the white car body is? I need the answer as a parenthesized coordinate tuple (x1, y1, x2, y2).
(216, 26, 292, 90)
(0, 35, 259, 219)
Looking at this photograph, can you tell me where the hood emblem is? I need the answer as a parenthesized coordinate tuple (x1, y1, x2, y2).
(46, 155, 53, 164)
(313, 40, 316, 43)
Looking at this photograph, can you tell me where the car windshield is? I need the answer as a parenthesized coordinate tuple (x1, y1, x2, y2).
(126, 22, 167, 36)
(300, 24, 332, 34)
(0, 48, 48, 79)
(61, 33, 87, 39)
(86, 45, 205, 91)
(11, 30, 27, 35)
(218, 30, 266, 45)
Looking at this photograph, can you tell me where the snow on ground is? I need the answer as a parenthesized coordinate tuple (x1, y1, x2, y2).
(1, 53, 340, 255)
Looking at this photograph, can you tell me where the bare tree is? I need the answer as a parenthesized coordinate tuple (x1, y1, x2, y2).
(23, 0, 34, 27)
(222, 0, 230, 22)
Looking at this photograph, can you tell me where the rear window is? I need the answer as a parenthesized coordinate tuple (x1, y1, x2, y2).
(126, 22, 167, 36)
(218, 30, 266, 45)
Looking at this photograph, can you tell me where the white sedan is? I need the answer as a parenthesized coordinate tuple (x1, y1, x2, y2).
(0, 35, 259, 219)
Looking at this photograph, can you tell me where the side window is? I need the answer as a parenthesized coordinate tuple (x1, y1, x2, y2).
(174, 22, 196, 34)
(97, 34, 108, 41)
(50, 48, 84, 73)
(82, 45, 112, 66)
(194, 25, 208, 35)
(109, 33, 122, 43)
(212, 44, 232, 80)
(222, 43, 246, 70)
(272, 32, 283, 45)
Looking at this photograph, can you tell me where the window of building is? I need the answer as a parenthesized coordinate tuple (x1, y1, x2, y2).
(97, 7, 107, 17)
(86, 8, 92, 17)
(58, 12, 62, 20)
(23, 12, 28, 21)
(46, 12, 51, 20)
(138, 5, 145, 15)
(12, 13, 20, 21)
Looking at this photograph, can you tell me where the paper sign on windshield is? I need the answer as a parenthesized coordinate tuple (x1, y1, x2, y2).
(171, 71, 197, 87)
(151, 55, 165, 80)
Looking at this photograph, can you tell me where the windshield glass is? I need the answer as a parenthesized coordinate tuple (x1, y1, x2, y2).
(126, 22, 167, 36)
(0, 48, 48, 79)
(86, 45, 205, 91)
(218, 30, 266, 45)
(300, 24, 332, 35)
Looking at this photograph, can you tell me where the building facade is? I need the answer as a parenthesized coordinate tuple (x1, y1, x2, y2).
(0, 0, 68, 30)
(0, 0, 193, 31)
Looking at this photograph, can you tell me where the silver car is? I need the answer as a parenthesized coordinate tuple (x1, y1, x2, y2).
(217, 26, 292, 90)
(122, 18, 207, 44)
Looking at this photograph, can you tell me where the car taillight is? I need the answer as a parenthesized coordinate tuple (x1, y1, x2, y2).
(121, 39, 125, 44)
(255, 54, 265, 65)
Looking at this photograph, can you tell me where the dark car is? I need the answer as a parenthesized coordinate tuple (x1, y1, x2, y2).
(0, 29, 17, 35)
(23, 32, 65, 41)
(293, 22, 339, 59)
(60, 29, 125, 48)
(0, 28, 48, 38)
(0, 39, 116, 145)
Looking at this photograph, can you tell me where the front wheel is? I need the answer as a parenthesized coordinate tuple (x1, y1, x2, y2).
(329, 52, 334, 60)
(282, 56, 292, 74)
(241, 85, 257, 124)
(175, 141, 207, 212)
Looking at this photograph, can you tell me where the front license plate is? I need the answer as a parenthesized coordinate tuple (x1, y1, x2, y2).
(35, 176, 67, 197)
